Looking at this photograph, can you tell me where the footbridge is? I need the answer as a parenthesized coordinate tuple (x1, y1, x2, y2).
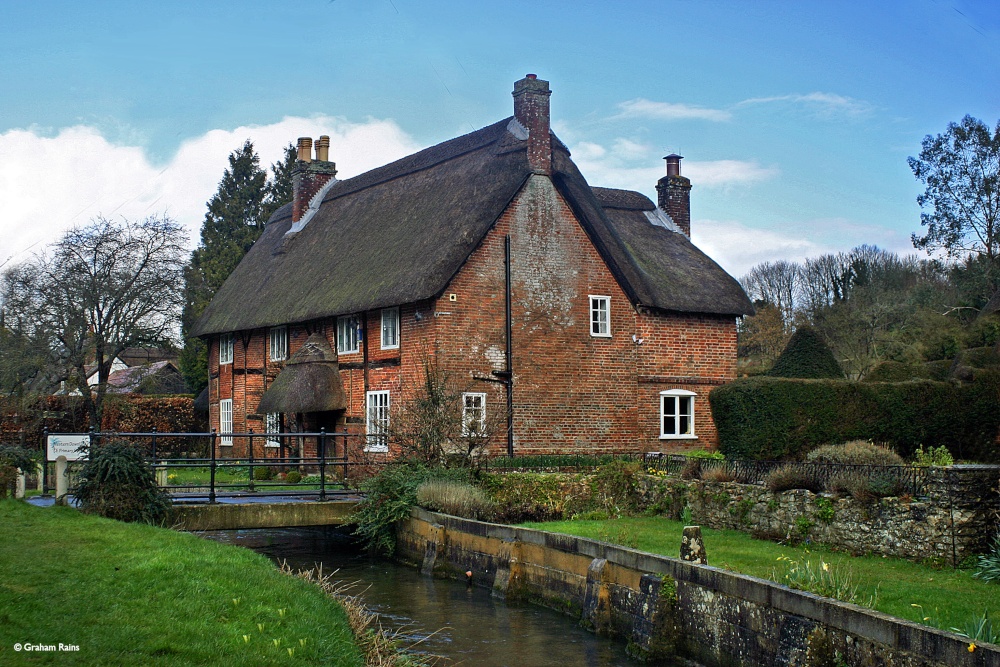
(168, 493, 363, 531)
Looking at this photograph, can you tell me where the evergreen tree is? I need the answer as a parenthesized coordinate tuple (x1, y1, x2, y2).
(179, 141, 296, 394)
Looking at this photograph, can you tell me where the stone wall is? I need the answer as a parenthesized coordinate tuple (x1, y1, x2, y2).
(639, 465, 1000, 564)
(398, 508, 999, 666)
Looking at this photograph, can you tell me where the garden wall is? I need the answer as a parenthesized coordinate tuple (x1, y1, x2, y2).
(639, 466, 1000, 564)
(398, 508, 999, 666)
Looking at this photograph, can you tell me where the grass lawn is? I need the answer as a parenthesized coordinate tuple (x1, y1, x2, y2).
(521, 516, 999, 636)
(0, 500, 363, 666)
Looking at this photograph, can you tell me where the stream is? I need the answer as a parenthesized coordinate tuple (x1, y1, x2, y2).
(202, 526, 643, 666)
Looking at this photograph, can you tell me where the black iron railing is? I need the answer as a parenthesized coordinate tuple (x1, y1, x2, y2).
(41, 428, 380, 503)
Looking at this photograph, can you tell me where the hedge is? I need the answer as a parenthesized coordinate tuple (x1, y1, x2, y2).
(709, 371, 1000, 462)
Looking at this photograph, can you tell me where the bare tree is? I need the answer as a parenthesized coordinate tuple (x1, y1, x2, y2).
(1, 216, 186, 425)
(740, 260, 801, 327)
(388, 359, 505, 465)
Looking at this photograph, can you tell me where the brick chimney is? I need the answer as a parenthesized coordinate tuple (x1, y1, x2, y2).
(512, 74, 552, 175)
(292, 136, 337, 223)
(656, 154, 691, 236)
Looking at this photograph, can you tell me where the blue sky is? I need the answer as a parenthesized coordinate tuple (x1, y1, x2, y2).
(2, 0, 998, 276)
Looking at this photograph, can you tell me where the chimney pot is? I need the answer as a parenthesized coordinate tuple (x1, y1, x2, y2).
(526, 73, 537, 79)
(664, 154, 683, 177)
(297, 137, 313, 163)
(316, 135, 330, 162)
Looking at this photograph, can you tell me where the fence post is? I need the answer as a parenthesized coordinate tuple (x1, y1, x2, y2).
(248, 430, 255, 493)
(151, 426, 157, 461)
(209, 429, 217, 504)
(319, 428, 327, 501)
(42, 426, 49, 497)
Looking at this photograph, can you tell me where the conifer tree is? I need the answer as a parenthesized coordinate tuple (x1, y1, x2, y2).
(179, 141, 296, 393)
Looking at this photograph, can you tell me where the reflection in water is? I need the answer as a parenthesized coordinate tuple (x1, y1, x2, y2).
(202, 527, 640, 667)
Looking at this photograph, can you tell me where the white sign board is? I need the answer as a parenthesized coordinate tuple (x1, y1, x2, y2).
(46, 435, 89, 461)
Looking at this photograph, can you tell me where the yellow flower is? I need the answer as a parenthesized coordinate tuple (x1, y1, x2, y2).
(968, 643, 976, 653)
(822, 562, 830, 572)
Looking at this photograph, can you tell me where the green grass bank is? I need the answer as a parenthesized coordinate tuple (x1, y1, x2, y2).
(522, 516, 998, 637)
(0, 500, 363, 666)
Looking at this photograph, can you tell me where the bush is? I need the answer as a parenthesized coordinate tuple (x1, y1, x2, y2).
(351, 463, 473, 555)
(284, 470, 302, 484)
(480, 472, 578, 523)
(709, 373, 1000, 462)
(680, 459, 702, 480)
(826, 470, 906, 501)
(768, 327, 844, 379)
(416, 479, 494, 519)
(0, 446, 39, 498)
(765, 465, 824, 494)
(974, 529, 1000, 583)
(74, 440, 171, 524)
(911, 444, 954, 467)
(806, 440, 903, 466)
(589, 460, 643, 517)
(253, 466, 276, 481)
(701, 467, 734, 483)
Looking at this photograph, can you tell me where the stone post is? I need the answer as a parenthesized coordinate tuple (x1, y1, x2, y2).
(36, 462, 44, 492)
(55, 456, 68, 506)
(15, 469, 25, 499)
(680, 526, 707, 565)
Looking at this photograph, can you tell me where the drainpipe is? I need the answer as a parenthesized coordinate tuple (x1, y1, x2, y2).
(504, 235, 514, 457)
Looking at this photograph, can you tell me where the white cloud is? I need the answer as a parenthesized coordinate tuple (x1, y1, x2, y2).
(0, 117, 422, 269)
(569, 138, 778, 193)
(737, 92, 872, 117)
(616, 98, 732, 122)
(692, 219, 828, 278)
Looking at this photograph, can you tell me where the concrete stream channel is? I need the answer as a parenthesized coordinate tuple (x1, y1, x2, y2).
(200, 525, 645, 667)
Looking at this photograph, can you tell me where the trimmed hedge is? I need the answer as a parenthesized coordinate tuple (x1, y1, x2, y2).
(768, 326, 844, 379)
(709, 371, 1000, 462)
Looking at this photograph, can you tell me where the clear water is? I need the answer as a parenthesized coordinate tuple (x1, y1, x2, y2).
(201, 527, 642, 666)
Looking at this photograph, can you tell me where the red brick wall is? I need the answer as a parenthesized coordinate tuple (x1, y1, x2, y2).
(207, 175, 738, 457)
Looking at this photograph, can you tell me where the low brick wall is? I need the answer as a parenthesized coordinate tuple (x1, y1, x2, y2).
(398, 508, 1000, 666)
(640, 466, 1000, 563)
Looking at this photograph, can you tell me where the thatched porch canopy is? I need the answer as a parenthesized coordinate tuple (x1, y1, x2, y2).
(257, 333, 347, 414)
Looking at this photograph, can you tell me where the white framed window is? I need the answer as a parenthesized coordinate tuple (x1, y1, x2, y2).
(660, 389, 696, 439)
(365, 391, 390, 452)
(269, 326, 288, 361)
(461, 393, 486, 437)
(337, 315, 361, 354)
(219, 398, 233, 445)
(381, 307, 399, 349)
(219, 333, 234, 365)
(590, 295, 610, 337)
(265, 412, 281, 448)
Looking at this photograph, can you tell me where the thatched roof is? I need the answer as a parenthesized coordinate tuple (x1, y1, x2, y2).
(256, 333, 347, 414)
(192, 118, 751, 337)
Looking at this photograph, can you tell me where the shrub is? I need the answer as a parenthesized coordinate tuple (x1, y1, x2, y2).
(701, 467, 734, 483)
(253, 466, 276, 481)
(827, 470, 905, 501)
(806, 440, 903, 466)
(481, 472, 578, 523)
(284, 470, 302, 484)
(0, 446, 38, 498)
(416, 479, 494, 519)
(589, 460, 643, 517)
(974, 529, 1000, 583)
(686, 449, 725, 460)
(765, 465, 823, 494)
(911, 444, 954, 467)
(74, 440, 171, 524)
(351, 463, 473, 555)
(768, 327, 844, 380)
(680, 459, 702, 480)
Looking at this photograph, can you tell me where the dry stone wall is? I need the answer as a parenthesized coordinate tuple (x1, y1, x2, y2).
(639, 466, 1000, 563)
